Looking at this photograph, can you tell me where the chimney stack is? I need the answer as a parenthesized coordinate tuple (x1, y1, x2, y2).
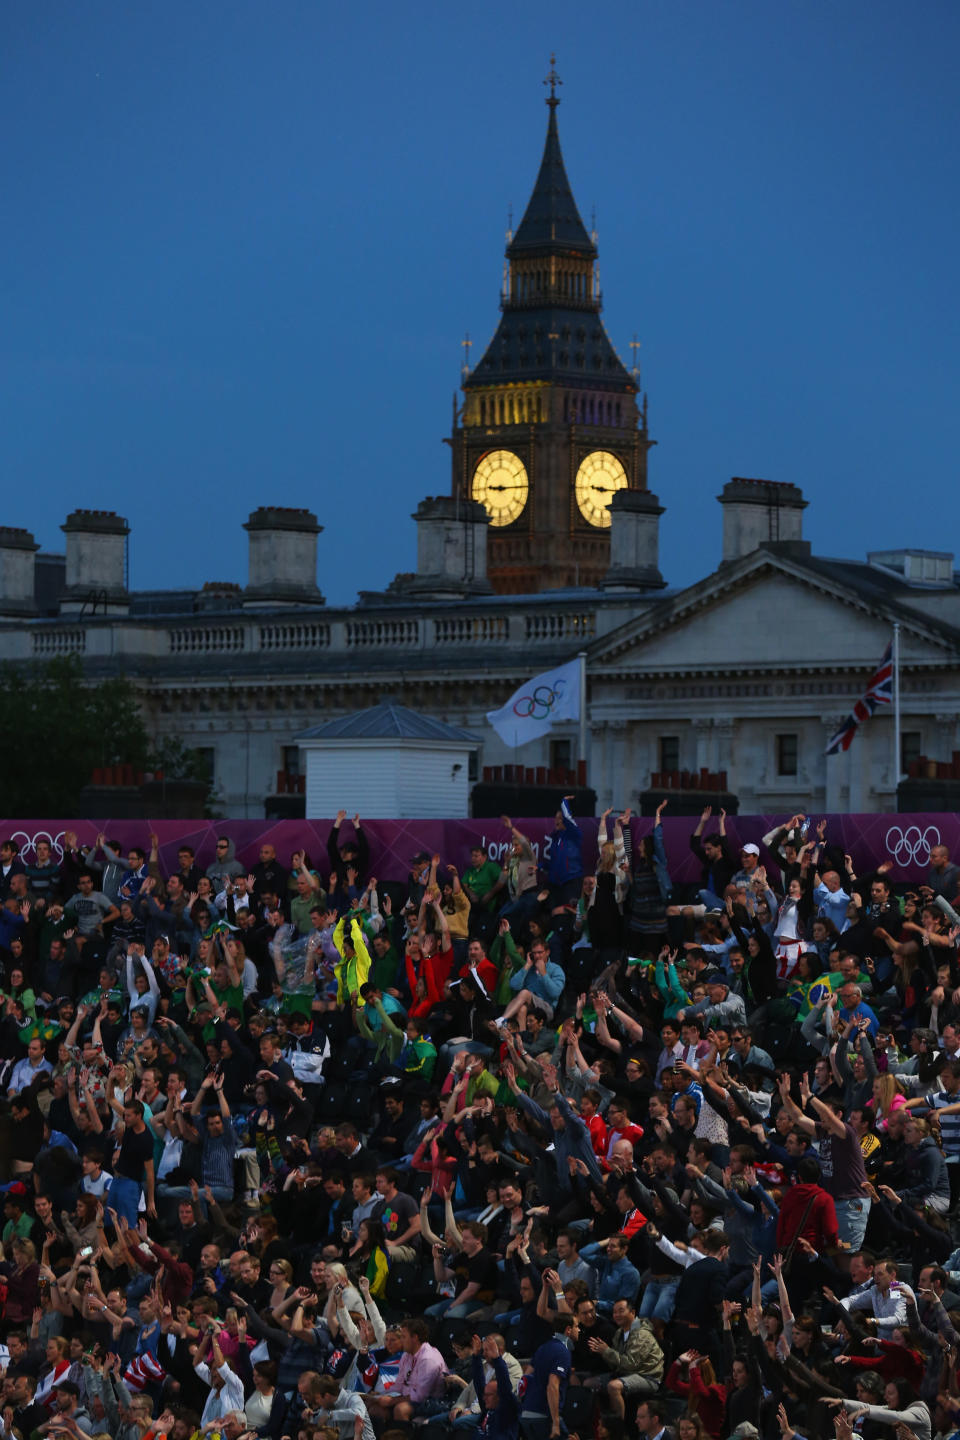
(243, 507, 324, 607)
(60, 511, 129, 614)
(405, 497, 491, 598)
(719, 478, 808, 563)
(0, 527, 39, 616)
(601, 490, 666, 591)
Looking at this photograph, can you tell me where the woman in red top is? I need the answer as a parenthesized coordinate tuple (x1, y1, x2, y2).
(666, 1351, 727, 1438)
(835, 1334, 925, 1390)
(405, 949, 441, 1018)
(411, 1127, 457, 1196)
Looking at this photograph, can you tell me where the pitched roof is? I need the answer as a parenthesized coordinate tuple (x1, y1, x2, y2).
(466, 98, 633, 393)
(587, 543, 960, 668)
(296, 702, 479, 744)
(508, 102, 595, 257)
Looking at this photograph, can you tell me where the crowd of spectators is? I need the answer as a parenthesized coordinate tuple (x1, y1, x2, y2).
(0, 803, 960, 1440)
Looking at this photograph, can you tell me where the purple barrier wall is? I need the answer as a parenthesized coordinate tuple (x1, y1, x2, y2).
(0, 815, 953, 885)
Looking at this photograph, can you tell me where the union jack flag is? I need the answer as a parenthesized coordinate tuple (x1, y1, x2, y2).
(825, 641, 894, 754)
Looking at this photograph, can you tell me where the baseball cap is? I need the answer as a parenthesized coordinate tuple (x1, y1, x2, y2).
(411, 850, 431, 864)
(730, 1426, 759, 1440)
(741, 843, 760, 856)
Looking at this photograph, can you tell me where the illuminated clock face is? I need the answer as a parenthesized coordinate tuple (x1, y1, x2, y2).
(574, 450, 628, 527)
(471, 450, 529, 527)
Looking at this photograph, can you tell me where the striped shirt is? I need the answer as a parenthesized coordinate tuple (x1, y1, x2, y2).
(924, 1092, 960, 1157)
(194, 1114, 238, 1192)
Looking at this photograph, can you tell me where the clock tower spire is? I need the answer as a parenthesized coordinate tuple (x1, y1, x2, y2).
(449, 62, 659, 593)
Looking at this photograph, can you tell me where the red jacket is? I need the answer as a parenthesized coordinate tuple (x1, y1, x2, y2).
(130, 1238, 194, 1306)
(841, 1341, 924, 1389)
(604, 1122, 645, 1164)
(586, 1113, 608, 1158)
(455, 956, 499, 1000)
(775, 1181, 839, 1252)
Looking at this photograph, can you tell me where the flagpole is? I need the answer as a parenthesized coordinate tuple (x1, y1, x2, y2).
(578, 651, 588, 783)
(893, 622, 901, 789)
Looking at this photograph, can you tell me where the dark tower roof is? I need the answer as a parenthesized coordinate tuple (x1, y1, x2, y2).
(508, 102, 596, 258)
(465, 72, 633, 393)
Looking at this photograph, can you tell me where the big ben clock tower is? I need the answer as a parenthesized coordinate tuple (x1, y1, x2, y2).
(448, 61, 657, 593)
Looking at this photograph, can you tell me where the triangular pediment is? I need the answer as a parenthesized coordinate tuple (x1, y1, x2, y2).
(589, 551, 960, 675)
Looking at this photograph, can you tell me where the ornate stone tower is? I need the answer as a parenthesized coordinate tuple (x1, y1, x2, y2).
(448, 62, 657, 593)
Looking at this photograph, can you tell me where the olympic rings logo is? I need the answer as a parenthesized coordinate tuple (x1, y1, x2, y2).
(7, 830, 65, 861)
(513, 678, 567, 720)
(885, 824, 941, 867)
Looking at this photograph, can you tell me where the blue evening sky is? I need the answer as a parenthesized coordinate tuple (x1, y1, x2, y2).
(3, 2, 958, 605)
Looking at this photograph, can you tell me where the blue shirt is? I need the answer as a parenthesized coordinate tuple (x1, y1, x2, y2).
(510, 960, 565, 1005)
(521, 1337, 571, 1415)
(119, 864, 148, 901)
(813, 881, 851, 932)
(672, 1080, 703, 1121)
(597, 1255, 641, 1307)
(194, 1112, 238, 1191)
(838, 1001, 879, 1037)
(548, 800, 584, 885)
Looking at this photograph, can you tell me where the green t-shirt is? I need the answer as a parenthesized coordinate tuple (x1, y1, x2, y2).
(463, 858, 502, 909)
(211, 979, 244, 1014)
(372, 945, 401, 992)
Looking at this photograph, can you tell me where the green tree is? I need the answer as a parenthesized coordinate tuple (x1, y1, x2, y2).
(0, 656, 150, 815)
(149, 735, 222, 817)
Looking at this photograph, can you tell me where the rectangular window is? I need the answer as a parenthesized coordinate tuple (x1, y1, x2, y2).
(468, 751, 479, 783)
(282, 745, 301, 778)
(776, 733, 798, 777)
(901, 730, 922, 772)
(550, 738, 573, 771)
(658, 736, 679, 772)
(194, 747, 216, 785)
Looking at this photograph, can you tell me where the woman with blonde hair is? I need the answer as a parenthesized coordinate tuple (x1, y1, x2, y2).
(35, 1334, 71, 1408)
(869, 1072, 907, 1130)
(266, 1256, 295, 1312)
(582, 807, 631, 960)
(1, 1236, 41, 1325)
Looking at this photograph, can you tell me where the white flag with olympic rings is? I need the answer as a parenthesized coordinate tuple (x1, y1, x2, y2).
(486, 657, 581, 747)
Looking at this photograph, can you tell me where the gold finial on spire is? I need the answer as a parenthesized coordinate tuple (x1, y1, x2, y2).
(461, 332, 473, 380)
(544, 54, 561, 106)
(629, 335, 641, 383)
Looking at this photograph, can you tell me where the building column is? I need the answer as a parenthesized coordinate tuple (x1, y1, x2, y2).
(822, 715, 849, 813)
(692, 717, 714, 773)
(713, 718, 734, 795)
(608, 720, 628, 808)
(932, 713, 958, 763)
(593, 722, 611, 810)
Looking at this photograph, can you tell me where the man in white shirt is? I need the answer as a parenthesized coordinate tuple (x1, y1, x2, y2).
(827, 1260, 909, 1334)
(194, 1330, 245, 1426)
